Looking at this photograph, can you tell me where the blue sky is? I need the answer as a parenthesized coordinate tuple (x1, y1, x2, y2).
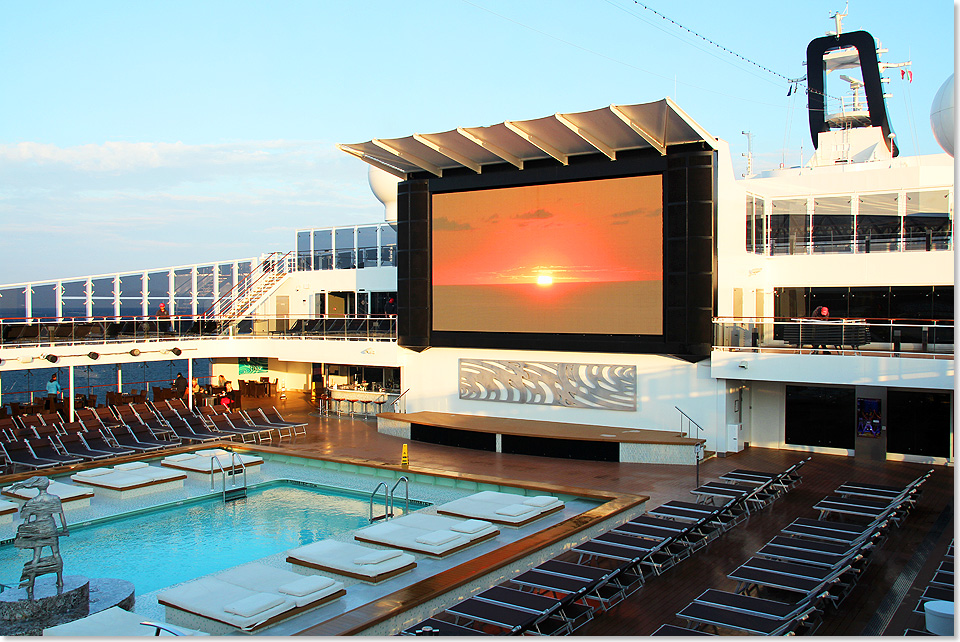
(0, 0, 953, 284)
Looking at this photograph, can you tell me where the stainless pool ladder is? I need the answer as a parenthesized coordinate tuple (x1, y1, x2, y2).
(369, 476, 409, 523)
(211, 452, 247, 502)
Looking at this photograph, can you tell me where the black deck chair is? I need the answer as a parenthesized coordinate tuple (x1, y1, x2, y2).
(652, 624, 715, 636)
(400, 617, 483, 636)
(507, 569, 599, 616)
(0, 441, 61, 471)
(235, 410, 281, 444)
(26, 438, 83, 466)
(57, 433, 115, 461)
(257, 407, 306, 440)
(103, 426, 165, 452)
(581, 532, 680, 577)
(205, 414, 261, 444)
(474, 584, 592, 634)
(443, 595, 565, 635)
(534, 558, 625, 612)
(166, 420, 221, 444)
(126, 423, 180, 449)
(693, 588, 826, 621)
(676, 601, 820, 636)
(79, 431, 136, 457)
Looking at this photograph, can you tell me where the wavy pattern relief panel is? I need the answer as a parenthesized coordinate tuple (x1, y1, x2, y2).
(459, 359, 636, 411)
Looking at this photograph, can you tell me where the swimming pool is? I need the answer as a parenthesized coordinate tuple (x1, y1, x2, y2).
(0, 480, 427, 594)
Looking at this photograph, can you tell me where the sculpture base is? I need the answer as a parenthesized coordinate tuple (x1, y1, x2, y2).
(0, 576, 135, 636)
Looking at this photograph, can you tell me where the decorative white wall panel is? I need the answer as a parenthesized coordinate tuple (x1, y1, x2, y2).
(459, 359, 636, 411)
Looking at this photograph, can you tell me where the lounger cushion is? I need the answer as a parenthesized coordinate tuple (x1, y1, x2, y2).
(495, 504, 536, 517)
(223, 593, 285, 618)
(524, 495, 560, 508)
(450, 519, 493, 534)
(415, 530, 460, 546)
(74, 467, 113, 477)
(114, 461, 149, 471)
(197, 449, 231, 457)
(277, 575, 336, 597)
(165, 453, 198, 462)
(353, 549, 403, 565)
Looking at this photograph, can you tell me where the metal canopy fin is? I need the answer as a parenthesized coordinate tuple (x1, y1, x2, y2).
(455, 127, 524, 169)
(371, 139, 443, 177)
(609, 104, 666, 155)
(412, 134, 481, 173)
(504, 121, 569, 165)
(554, 113, 616, 160)
(336, 144, 408, 179)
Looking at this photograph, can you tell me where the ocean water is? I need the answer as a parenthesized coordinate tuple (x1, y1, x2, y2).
(0, 358, 211, 405)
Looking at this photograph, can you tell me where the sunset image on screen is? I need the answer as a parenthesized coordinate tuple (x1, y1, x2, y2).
(432, 174, 663, 335)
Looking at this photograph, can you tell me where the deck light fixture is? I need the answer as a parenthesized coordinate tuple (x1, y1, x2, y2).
(44, 354, 59, 363)
(129, 349, 141, 357)
(170, 347, 182, 356)
(87, 352, 100, 360)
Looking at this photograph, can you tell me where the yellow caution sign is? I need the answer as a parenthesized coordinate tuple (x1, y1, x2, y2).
(401, 443, 409, 467)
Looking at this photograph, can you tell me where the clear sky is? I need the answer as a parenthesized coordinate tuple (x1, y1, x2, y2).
(0, 0, 953, 284)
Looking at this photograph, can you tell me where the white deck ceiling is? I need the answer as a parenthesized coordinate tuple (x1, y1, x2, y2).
(339, 97, 716, 178)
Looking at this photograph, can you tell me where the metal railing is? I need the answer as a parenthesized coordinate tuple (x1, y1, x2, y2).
(0, 314, 397, 349)
(713, 316, 954, 358)
(675, 406, 703, 437)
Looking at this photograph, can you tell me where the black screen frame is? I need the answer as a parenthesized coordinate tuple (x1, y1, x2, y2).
(396, 143, 717, 360)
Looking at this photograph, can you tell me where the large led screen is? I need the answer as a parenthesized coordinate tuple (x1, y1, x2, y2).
(432, 175, 663, 335)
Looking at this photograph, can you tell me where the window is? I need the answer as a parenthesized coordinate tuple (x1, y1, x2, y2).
(904, 190, 951, 251)
(312, 230, 332, 270)
(769, 199, 808, 254)
(812, 196, 853, 253)
(785, 385, 855, 449)
(857, 193, 900, 252)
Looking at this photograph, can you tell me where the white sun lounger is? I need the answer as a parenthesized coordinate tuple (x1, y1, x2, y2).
(354, 513, 498, 558)
(436, 490, 564, 526)
(286, 539, 417, 583)
(158, 564, 344, 634)
(2, 480, 94, 509)
(43, 605, 208, 636)
(159, 449, 263, 478)
(70, 462, 187, 499)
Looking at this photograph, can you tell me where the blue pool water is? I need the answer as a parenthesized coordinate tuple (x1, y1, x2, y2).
(0, 481, 409, 594)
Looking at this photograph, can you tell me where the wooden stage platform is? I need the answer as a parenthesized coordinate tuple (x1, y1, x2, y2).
(376, 411, 705, 465)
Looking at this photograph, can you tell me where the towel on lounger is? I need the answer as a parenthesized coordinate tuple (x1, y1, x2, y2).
(524, 496, 560, 508)
(450, 519, 492, 534)
(164, 453, 198, 463)
(415, 530, 460, 546)
(353, 549, 403, 565)
(496, 504, 536, 517)
(73, 468, 112, 477)
(277, 575, 336, 597)
(114, 461, 149, 471)
(222, 593, 285, 618)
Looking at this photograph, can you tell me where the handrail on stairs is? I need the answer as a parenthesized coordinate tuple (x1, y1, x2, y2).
(675, 406, 704, 438)
(201, 250, 294, 321)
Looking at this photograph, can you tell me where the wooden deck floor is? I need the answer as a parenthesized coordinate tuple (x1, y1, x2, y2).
(240, 393, 955, 635)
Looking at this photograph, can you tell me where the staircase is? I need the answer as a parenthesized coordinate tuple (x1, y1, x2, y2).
(202, 251, 294, 331)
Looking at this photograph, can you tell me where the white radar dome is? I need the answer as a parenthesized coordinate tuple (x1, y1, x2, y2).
(368, 166, 401, 223)
(930, 73, 954, 157)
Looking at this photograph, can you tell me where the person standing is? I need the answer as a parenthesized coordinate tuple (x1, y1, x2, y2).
(45, 373, 61, 411)
(173, 373, 188, 398)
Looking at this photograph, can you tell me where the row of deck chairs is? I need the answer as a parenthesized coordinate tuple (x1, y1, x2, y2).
(402, 459, 810, 636)
(904, 538, 954, 635)
(657, 469, 933, 636)
(0, 399, 307, 473)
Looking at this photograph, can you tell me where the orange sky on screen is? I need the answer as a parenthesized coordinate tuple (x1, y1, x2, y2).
(432, 175, 662, 286)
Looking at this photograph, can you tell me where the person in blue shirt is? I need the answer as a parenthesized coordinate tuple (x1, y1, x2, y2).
(45, 373, 61, 411)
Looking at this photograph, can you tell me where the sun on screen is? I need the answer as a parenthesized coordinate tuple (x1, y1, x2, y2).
(536, 274, 554, 286)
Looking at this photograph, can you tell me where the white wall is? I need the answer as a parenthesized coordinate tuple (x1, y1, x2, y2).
(266, 268, 398, 317)
(398, 347, 729, 451)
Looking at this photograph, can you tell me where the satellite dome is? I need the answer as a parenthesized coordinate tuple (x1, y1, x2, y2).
(930, 74, 954, 157)
(368, 165, 401, 222)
